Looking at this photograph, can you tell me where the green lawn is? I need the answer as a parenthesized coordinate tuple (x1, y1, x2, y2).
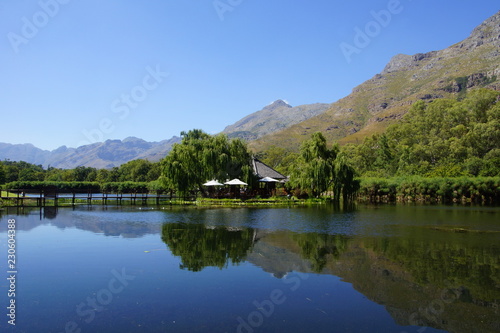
(1, 191, 17, 198)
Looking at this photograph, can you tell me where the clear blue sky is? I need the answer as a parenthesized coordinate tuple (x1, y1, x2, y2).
(0, 0, 498, 150)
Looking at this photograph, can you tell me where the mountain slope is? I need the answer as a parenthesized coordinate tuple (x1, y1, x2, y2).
(3, 11, 499, 167)
(0, 143, 51, 166)
(0, 99, 330, 168)
(250, 10, 500, 152)
(0, 136, 180, 169)
(222, 100, 330, 141)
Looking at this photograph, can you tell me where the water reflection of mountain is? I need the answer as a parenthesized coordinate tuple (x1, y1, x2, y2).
(160, 223, 500, 333)
(0, 207, 161, 238)
(2, 207, 498, 332)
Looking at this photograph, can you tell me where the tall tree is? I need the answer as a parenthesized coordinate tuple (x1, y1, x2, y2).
(333, 153, 359, 202)
(161, 129, 254, 197)
(0, 163, 6, 184)
(290, 132, 358, 200)
(290, 132, 338, 197)
(118, 159, 155, 182)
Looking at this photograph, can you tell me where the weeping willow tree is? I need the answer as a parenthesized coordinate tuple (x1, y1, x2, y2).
(161, 223, 256, 272)
(289, 132, 337, 197)
(290, 132, 359, 201)
(333, 153, 360, 202)
(161, 129, 255, 197)
(293, 232, 350, 273)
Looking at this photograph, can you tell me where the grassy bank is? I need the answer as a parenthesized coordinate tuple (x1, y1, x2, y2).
(1, 191, 17, 197)
(196, 197, 326, 207)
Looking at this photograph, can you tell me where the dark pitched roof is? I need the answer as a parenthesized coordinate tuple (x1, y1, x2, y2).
(252, 158, 286, 180)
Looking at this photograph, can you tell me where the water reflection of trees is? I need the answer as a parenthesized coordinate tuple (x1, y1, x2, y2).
(161, 222, 352, 274)
(161, 223, 256, 272)
(366, 235, 500, 301)
(292, 233, 350, 272)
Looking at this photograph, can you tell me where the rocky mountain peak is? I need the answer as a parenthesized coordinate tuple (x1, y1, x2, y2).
(381, 51, 439, 74)
(466, 10, 500, 47)
(222, 100, 329, 141)
(382, 11, 500, 75)
(266, 99, 292, 110)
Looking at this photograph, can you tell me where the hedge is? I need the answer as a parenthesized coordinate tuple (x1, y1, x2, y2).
(2, 181, 167, 194)
(358, 176, 500, 203)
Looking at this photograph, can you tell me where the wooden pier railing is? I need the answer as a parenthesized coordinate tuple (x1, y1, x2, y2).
(0, 189, 176, 207)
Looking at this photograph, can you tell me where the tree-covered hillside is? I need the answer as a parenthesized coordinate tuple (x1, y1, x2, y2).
(343, 89, 499, 177)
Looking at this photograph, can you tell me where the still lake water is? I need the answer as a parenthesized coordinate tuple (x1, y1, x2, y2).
(0, 204, 499, 333)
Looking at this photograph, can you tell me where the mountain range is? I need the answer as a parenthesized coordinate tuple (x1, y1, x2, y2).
(0, 136, 180, 169)
(0, 99, 330, 169)
(250, 10, 500, 151)
(1, 10, 499, 168)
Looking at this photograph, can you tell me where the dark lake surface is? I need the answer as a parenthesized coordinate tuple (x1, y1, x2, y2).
(1, 204, 499, 333)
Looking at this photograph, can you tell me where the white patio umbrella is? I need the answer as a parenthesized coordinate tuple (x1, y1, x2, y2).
(203, 180, 224, 186)
(259, 177, 279, 182)
(224, 179, 248, 186)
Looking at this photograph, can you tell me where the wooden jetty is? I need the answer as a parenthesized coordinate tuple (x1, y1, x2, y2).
(0, 189, 173, 207)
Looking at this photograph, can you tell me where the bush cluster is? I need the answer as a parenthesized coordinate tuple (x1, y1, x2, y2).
(358, 176, 500, 203)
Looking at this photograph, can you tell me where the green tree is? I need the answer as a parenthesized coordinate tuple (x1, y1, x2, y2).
(290, 132, 359, 200)
(73, 166, 97, 182)
(18, 168, 44, 181)
(4, 163, 20, 182)
(349, 88, 500, 177)
(95, 169, 111, 183)
(45, 167, 65, 181)
(2, 161, 45, 182)
(0, 163, 5, 184)
(290, 132, 338, 197)
(333, 153, 359, 202)
(146, 162, 162, 181)
(161, 129, 254, 197)
(260, 145, 297, 177)
(118, 159, 154, 182)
